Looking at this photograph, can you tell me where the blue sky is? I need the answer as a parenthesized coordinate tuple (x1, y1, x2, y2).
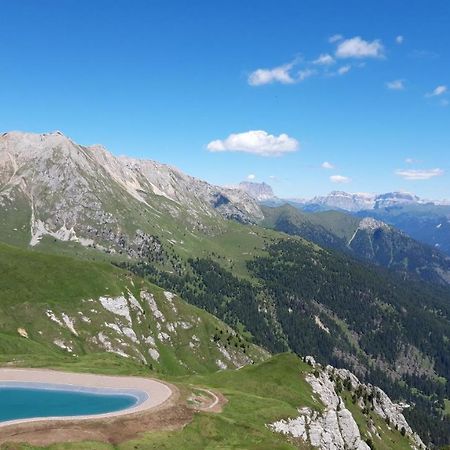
(1, 0, 449, 199)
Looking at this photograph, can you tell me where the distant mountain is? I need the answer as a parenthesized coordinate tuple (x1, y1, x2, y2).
(282, 189, 450, 257)
(238, 181, 276, 202)
(307, 191, 377, 211)
(303, 190, 427, 212)
(261, 204, 450, 285)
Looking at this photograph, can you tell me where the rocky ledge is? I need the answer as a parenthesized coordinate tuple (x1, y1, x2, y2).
(269, 356, 426, 450)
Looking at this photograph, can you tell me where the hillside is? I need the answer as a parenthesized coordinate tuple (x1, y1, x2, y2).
(262, 204, 450, 285)
(284, 189, 450, 257)
(0, 242, 268, 375)
(360, 204, 450, 257)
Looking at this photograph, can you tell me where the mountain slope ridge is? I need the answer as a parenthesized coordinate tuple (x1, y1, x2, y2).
(0, 130, 263, 254)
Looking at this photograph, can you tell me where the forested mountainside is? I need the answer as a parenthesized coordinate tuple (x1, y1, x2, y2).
(261, 204, 450, 285)
(122, 237, 450, 446)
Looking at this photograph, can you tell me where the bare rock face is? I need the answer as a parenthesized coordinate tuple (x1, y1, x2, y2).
(271, 369, 370, 450)
(238, 181, 276, 202)
(0, 131, 263, 253)
(269, 358, 425, 450)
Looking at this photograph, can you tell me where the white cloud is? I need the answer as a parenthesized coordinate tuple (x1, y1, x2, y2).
(329, 34, 343, 43)
(247, 174, 256, 180)
(405, 158, 418, 164)
(248, 61, 296, 86)
(395, 168, 444, 180)
(396, 35, 404, 44)
(321, 161, 335, 169)
(330, 174, 351, 184)
(297, 68, 315, 81)
(335, 36, 384, 59)
(207, 130, 299, 157)
(313, 53, 335, 65)
(386, 79, 405, 90)
(426, 85, 447, 97)
(337, 65, 351, 75)
(248, 60, 317, 86)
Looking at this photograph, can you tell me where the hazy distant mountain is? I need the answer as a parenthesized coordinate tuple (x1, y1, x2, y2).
(307, 191, 377, 211)
(304, 190, 427, 212)
(238, 181, 278, 202)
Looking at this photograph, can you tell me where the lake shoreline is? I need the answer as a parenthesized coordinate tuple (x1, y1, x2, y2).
(0, 368, 173, 427)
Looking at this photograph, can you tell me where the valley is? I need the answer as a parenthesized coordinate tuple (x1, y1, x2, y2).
(1, 132, 449, 448)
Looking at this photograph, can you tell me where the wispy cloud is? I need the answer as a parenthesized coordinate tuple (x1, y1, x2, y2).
(321, 161, 335, 169)
(207, 130, 299, 157)
(386, 79, 405, 90)
(337, 65, 351, 75)
(426, 85, 447, 97)
(395, 35, 404, 44)
(335, 36, 384, 59)
(298, 68, 316, 81)
(248, 35, 383, 87)
(395, 168, 444, 180)
(330, 174, 351, 183)
(329, 34, 343, 43)
(248, 61, 297, 86)
(247, 174, 256, 180)
(313, 53, 335, 65)
(405, 158, 419, 164)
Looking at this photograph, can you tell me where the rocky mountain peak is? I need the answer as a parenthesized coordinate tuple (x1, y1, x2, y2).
(0, 131, 263, 252)
(238, 181, 276, 201)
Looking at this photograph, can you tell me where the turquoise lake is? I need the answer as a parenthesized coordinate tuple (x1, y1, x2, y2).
(0, 385, 139, 423)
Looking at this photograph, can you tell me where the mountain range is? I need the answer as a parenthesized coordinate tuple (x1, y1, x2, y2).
(239, 182, 450, 257)
(1, 132, 450, 448)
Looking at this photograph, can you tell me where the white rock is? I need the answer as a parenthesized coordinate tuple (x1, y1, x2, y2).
(141, 291, 165, 322)
(99, 295, 132, 325)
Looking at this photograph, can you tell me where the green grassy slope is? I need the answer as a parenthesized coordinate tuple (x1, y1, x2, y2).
(0, 242, 268, 375)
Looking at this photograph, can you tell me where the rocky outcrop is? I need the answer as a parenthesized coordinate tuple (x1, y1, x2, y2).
(269, 357, 425, 450)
